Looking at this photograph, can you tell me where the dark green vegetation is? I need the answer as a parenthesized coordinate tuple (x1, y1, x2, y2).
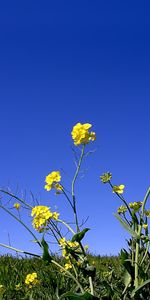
(0, 254, 123, 300)
(1, 253, 150, 299)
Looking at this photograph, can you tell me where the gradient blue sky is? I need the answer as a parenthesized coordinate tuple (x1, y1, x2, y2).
(0, 1, 150, 256)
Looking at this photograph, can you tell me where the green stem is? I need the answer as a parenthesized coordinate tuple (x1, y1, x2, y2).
(109, 181, 132, 217)
(0, 205, 41, 247)
(134, 224, 142, 288)
(141, 187, 150, 217)
(57, 219, 76, 235)
(71, 145, 85, 232)
(62, 189, 74, 210)
(0, 189, 33, 209)
(131, 237, 135, 267)
(89, 276, 94, 295)
(0, 243, 40, 257)
(51, 259, 84, 293)
(140, 241, 150, 266)
(135, 239, 139, 288)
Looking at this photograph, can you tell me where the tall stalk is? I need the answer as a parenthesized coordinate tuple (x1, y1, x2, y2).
(71, 145, 85, 232)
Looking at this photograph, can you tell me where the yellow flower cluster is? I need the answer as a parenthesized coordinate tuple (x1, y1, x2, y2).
(71, 123, 96, 146)
(129, 201, 142, 212)
(44, 171, 62, 192)
(14, 203, 21, 210)
(25, 272, 39, 288)
(31, 206, 59, 231)
(100, 172, 112, 183)
(113, 185, 125, 194)
(117, 205, 127, 214)
(64, 262, 73, 270)
(59, 237, 79, 260)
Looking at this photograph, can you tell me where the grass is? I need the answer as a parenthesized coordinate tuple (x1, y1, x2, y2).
(0, 254, 123, 299)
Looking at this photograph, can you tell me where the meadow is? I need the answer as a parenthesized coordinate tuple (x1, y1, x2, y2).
(0, 254, 123, 299)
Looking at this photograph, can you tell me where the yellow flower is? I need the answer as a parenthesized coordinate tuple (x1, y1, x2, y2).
(55, 183, 63, 191)
(84, 245, 89, 251)
(143, 224, 148, 230)
(113, 185, 125, 194)
(25, 272, 39, 288)
(64, 262, 72, 270)
(15, 283, 21, 290)
(14, 203, 21, 210)
(117, 205, 127, 214)
(100, 172, 112, 183)
(62, 248, 70, 260)
(59, 238, 79, 259)
(52, 212, 60, 220)
(129, 202, 142, 212)
(71, 123, 96, 146)
(59, 237, 67, 246)
(67, 241, 79, 248)
(31, 206, 53, 231)
(0, 284, 5, 294)
(44, 171, 61, 191)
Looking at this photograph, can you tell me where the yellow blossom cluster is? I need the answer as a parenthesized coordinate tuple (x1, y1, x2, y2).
(100, 172, 112, 183)
(129, 201, 142, 212)
(64, 262, 73, 270)
(71, 123, 96, 146)
(44, 171, 62, 192)
(117, 205, 127, 214)
(25, 273, 39, 288)
(113, 184, 125, 194)
(31, 206, 59, 231)
(59, 237, 79, 260)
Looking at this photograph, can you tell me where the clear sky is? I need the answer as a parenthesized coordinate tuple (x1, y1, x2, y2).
(0, 1, 150, 256)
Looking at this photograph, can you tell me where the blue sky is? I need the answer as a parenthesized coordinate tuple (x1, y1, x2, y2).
(0, 1, 150, 256)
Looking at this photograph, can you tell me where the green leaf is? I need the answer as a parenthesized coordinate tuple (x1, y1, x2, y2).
(131, 279, 150, 298)
(114, 213, 138, 238)
(41, 237, 52, 263)
(120, 249, 134, 277)
(60, 291, 99, 300)
(71, 228, 90, 243)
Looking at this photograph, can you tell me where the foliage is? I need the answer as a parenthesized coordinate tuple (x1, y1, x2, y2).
(0, 255, 122, 299)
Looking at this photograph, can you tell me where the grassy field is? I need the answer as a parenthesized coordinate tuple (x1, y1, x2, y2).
(0, 254, 123, 299)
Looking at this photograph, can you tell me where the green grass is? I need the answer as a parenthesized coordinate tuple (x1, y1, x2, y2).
(0, 254, 123, 299)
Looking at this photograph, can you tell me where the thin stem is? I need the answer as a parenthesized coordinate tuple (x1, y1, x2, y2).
(134, 223, 142, 288)
(57, 219, 76, 235)
(135, 240, 139, 288)
(0, 205, 41, 247)
(123, 212, 131, 226)
(71, 145, 85, 232)
(140, 241, 150, 266)
(131, 238, 135, 267)
(0, 243, 40, 257)
(0, 189, 33, 209)
(141, 187, 150, 217)
(62, 189, 74, 210)
(51, 259, 84, 293)
(48, 223, 60, 243)
(109, 181, 132, 217)
(89, 276, 94, 295)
